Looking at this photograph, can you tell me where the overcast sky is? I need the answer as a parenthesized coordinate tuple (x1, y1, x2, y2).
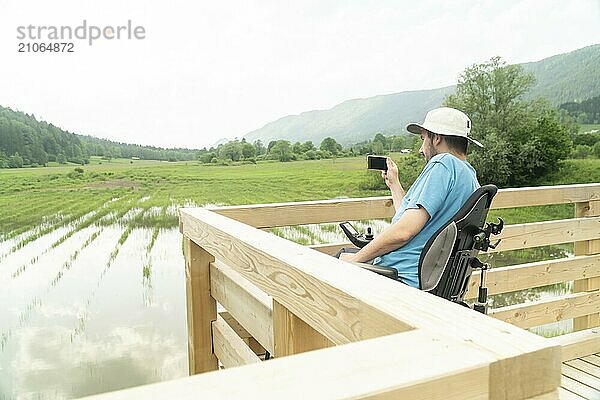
(0, 0, 599, 149)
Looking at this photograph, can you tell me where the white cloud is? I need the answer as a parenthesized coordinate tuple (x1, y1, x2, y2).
(0, 0, 598, 148)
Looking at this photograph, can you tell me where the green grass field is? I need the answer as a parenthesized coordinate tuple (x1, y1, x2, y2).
(579, 124, 600, 133)
(2, 155, 600, 243)
(0, 156, 388, 240)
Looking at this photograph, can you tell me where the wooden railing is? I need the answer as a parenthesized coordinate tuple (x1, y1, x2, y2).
(91, 183, 600, 400)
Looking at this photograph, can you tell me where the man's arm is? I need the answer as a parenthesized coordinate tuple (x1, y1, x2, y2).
(382, 158, 405, 211)
(344, 206, 430, 263)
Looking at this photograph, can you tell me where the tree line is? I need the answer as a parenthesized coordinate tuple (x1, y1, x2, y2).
(197, 134, 413, 164)
(559, 95, 600, 124)
(0, 105, 197, 168)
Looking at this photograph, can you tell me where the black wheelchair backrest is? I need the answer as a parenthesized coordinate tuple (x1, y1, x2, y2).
(418, 185, 498, 302)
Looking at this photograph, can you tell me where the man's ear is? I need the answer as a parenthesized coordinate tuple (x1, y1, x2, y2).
(433, 134, 443, 146)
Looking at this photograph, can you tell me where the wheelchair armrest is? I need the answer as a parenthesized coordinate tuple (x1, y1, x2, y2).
(351, 262, 398, 280)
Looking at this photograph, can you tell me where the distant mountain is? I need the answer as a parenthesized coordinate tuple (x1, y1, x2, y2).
(244, 44, 600, 145)
(522, 44, 600, 105)
(244, 86, 454, 145)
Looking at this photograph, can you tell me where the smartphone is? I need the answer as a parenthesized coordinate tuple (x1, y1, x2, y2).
(367, 155, 388, 171)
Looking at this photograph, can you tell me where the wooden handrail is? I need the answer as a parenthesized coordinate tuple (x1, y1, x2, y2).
(487, 217, 600, 253)
(489, 291, 600, 329)
(554, 327, 600, 361)
(78, 329, 502, 400)
(180, 208, 415, 344)
(465, 255, 600, 299)
(180, 207, 561, 399)
(210, 183, 600, 228)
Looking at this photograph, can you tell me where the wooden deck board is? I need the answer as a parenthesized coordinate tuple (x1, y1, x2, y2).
(559, 387, 588, 399)
(583, 355, 600, 368)
(567, 359, 600, 380)
(561, 353, 600, 399)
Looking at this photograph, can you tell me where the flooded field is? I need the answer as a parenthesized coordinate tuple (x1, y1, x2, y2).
(0, 202, 190, 399)
(0, 204, 575, 399)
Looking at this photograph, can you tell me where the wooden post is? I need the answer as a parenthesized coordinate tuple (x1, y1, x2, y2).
(184, 236, 218, 374)
(272, 299, 333, 357)
(573, 201, 600, 331)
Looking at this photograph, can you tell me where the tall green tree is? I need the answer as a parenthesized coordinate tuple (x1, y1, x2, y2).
(241, 142, 256, 159)
(269, 140, 293, 162)
(319, 137, 342, 155)
(444, 56, 572, 187)
(253, 140, 266, 156)
(218, 140, 242, 161)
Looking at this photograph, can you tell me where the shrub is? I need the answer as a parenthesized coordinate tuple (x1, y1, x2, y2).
(594, 142, 600, 158)
(572, 144, 592, 159)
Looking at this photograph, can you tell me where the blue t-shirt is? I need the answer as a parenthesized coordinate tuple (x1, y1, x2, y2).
(375, 153, 480, 288)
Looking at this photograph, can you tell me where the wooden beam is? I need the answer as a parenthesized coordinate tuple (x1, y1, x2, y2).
(491, 184, 600, 209)
(73, 329, 495, 400)
(212, 315, 261, 368)
(524, 390, 559, 400)
(313, 218, 600, 255)
(183, 237, 218, 374)
(205, 184, 600, 229)
(573, 201, 600, 331)
(273, 299, 334, 357)
(219, 311, 252, 339)
(465, 255, 600, 299)
(218, 313, 268, 357)
(210, 260, 274, 353)
(180, 208, 561, 399)
(211, 196, 395, 228)
(554, 327, 600, 361)
(181, 208, 414, 345)
(486, 217, 600, 253)
(489, 291, 600, 329)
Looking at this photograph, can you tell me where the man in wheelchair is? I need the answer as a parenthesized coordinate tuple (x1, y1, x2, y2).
(339, 108, 498, 310)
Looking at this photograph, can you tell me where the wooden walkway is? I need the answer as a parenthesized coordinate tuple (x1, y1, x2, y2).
(561, 354, 600, 399)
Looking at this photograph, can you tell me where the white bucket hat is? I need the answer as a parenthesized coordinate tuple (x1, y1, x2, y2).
(406, 107, 484, 148)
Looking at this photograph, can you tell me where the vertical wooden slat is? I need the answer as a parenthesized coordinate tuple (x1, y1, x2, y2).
(184, 237, 218, 374)
(573, 201, 600, 331)
(272, 299, 334, 357)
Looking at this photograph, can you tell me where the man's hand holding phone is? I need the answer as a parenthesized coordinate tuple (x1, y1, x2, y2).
(381, 158, 400, 190)
(381, 158, 405, 211)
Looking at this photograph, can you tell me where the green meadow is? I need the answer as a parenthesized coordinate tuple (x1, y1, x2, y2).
(0, 156, 385, 244)
(2, 155, 600, 244)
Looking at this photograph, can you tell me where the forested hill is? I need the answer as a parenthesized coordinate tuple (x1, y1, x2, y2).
(0, 105, 197, 167)
(522, 44, 600, 105)
(244, 44, 600, 145)
(559, 95, 600, 124)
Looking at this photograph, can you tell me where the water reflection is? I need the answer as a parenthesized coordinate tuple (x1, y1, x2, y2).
(0, 227, 187, 399)
(9, 325, 184, 399)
